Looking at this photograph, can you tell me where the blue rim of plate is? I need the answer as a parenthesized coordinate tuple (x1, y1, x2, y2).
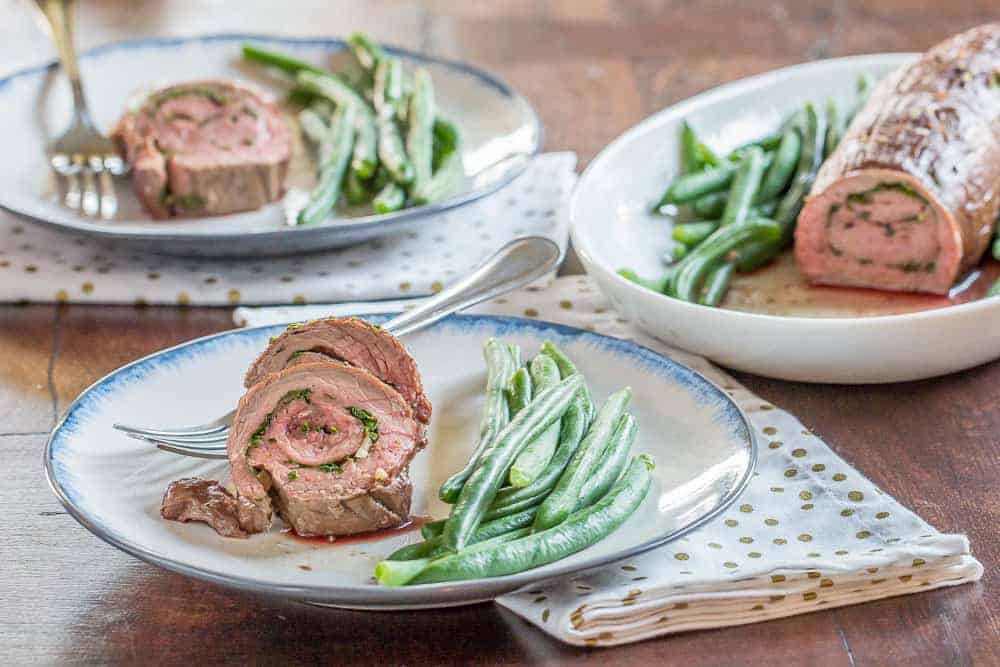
(0, 33, 544, 243)
(44, 313, 757, 605)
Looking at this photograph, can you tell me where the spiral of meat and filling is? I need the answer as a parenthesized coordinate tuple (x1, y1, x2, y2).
(244, 317, 431, 425)
(795, 24, 1000, 294)
(227, 360, 423, 536)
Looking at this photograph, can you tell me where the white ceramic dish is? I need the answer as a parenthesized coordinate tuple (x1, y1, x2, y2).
(45, 314, 755, 610)
(571, 53, 1000, 384)
(0, 34, 541, 257)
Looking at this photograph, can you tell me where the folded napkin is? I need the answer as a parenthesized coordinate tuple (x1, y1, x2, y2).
(0, 153, 575, 306)
(235, 276, 983, 647)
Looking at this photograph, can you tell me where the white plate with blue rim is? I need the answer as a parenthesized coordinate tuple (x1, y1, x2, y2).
(571, 53, 1000, 383)
(0, 34, 541, 257)
(45, 313, 755, 610)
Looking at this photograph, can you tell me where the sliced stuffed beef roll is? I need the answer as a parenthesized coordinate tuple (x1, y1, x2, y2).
(795, 24, 1000, 294)
(245, 317, 432, 425)
(113, 80, 291, 219)
(228, 360, 423, 536)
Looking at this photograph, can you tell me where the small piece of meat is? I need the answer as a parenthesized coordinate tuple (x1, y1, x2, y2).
(244, 318, 432, 425)
(795, 24, 1000, 294)
(228, 360, 423, 536)
(113, 80, 290, 219)
(161, 477, 264, 538)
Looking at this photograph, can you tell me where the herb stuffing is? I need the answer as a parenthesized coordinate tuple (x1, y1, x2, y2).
(318, 463, 343, 473)
(287, 470, 298, 480)
(348, 407, 379, 443)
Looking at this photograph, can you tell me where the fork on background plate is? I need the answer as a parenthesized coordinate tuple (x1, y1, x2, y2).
(31, 0, 127, 219)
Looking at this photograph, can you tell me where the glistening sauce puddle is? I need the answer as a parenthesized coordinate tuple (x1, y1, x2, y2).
(723, 252, 1000, 318)
(282, 515, 434, 547)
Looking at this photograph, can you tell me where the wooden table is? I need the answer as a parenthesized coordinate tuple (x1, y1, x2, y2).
(2, 2, 997, 664)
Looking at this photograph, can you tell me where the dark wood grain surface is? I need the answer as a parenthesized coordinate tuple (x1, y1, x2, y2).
(3, 2, 998, 664)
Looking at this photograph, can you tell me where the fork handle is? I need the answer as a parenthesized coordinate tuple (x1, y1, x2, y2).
(384, 236, 562, 337)
(33, 0, 91, 123)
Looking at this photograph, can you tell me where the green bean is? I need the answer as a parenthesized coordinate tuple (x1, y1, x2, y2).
(373, 60, 414, 186)
(387, 507, 538, 562)
(721, 146, 767, 227)
(397, 455, 654, 585)
(680, 120, 703, 174)
(374, 58, 406, 117)
(297, 107, 328, 145)
(296, 71, 378, 180)
(757, 127, 802, 202)
(407, 68, 436, 194)
(347, 32, 386, 72)
(730, 105, 828, 272)
(491, 389, 590, 510)
(412, 150, 464, 205)
(509, 355, 561, 488)
(540, 340, 595, 423)
(692, 192, 727, 219)
(618, 268, 670, 294)
(666, 244, 688, 263)
(696, 140, 722, 167)
(438, 340, 516, 503)
(343, 170, 371, 205)
(241, 44, 328, 77)
(673, 218, 781, 301)
(727, 130, 783, 160)
(673, 221, 719, 247)
(376, 528, 531, 586)
(824, 98, 844, 158)
(988, 278, 1000, 298)
(700, 260, 735, 306)
(443, 374, 585, 551)
(506, 368, 533, 416)
(991, 236, 1000, 262)
(752, 199, 778, 218)
(774, 102, 826, 239)
(296, 105, 356, 226)
(655, 162, 738, 208)
(373, 182, 406, 214)
(433, 117, 461, 172)
(534, 387, 632, 531)
(417, 369, 593, 539)
(577, 413, 637, 508)
(733, 240, 777, 272)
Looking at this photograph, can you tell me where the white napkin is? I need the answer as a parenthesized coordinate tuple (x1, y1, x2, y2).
(0, 153, 575, 305)
(235, 276, 983, 646)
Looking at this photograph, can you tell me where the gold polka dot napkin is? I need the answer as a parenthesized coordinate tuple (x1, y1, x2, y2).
(234, 276, 983, 647)
(0, 153, 575, 306)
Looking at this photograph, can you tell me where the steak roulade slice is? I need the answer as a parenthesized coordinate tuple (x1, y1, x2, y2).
(245, 317, 432, 425)
(795, 24, 1000, 294)
(228, 360, 423, 537)
(113, 80, 291, 219)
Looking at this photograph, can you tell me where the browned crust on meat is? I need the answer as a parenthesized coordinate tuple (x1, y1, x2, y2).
(804, 24, 1000, 281)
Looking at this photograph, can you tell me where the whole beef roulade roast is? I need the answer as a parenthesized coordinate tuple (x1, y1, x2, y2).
(161, 318, 429, 538)
(113, 80, 291, 219)
(795, 24, 1000, 294)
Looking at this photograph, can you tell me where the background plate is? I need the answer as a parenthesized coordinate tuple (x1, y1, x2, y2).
(46, 314, 755, 609)
(0, 34, 541, 257)
(571, 53, 1000, 383)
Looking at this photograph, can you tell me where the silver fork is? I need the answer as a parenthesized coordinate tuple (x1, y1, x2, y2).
(32, 0, 126, 218)
(113, 235, 562, 459)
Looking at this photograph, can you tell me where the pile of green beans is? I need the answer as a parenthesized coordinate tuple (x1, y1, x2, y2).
(241, 33, 464, 224)
(624, 73, 877, 307)
(374, 340, 652, 585)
